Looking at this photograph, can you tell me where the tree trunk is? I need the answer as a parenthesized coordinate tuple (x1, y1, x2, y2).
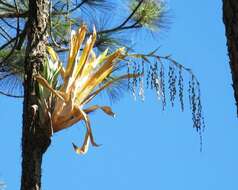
(223, 0, 238, 115)
(21, 1, 50, 190)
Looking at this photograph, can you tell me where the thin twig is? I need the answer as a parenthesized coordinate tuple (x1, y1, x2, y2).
(69, 0, 88, 13)
(0, 30, 9, 41)
(16, 22, 27, 50)
(97, 23, 141, 35)
(0, 0, 15, 9)
(0, 35, 17, 50)
(96, 0, 144, 35)
(0, 25, 12, 40)
(1, 18, 18, 30)
(118, 0, 144, 28)
(49, 0, 61, 48)
(0, 11, 27, 18)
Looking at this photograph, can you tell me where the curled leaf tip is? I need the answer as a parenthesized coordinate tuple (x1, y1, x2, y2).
(72, 142, 88, 155)
(101, 106, 115, 117)
(72, 142, 78, 150)
(91, 141, 101, 147)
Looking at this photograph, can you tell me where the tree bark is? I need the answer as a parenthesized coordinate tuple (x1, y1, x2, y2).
(223, 0, 238, 115)
(21, 1, 50, 190)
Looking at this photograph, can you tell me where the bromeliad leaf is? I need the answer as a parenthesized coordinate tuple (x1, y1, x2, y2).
(36, 24, 138, 155)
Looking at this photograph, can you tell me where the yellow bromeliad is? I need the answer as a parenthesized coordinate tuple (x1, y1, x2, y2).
(35, 25, 137, 155)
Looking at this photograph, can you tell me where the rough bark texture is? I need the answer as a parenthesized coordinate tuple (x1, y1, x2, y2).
(21, 1, 50, 190)
(223, 0, 238, 115)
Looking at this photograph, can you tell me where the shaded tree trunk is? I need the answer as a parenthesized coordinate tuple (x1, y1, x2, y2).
(223, 0, 238, 115)
(21, 0, 50, 190)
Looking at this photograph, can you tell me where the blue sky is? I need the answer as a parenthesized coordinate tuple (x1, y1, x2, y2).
(1, 0, 238, 190)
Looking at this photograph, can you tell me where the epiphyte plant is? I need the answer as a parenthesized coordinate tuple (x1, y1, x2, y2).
(0, 24, 205, 154)
(35, 24, 139, 154)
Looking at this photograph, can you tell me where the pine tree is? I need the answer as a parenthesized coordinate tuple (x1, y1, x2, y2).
(223, 0, 238, 115)
(0, 0, 204, 189)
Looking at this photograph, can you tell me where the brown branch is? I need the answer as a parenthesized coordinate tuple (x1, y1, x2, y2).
(0, 11, 28, 18)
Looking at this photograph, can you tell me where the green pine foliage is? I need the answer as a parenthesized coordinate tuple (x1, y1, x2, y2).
(130, 0, 167, 30)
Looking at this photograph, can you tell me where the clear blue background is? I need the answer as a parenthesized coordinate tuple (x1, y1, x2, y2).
(1, 1, 238, 189)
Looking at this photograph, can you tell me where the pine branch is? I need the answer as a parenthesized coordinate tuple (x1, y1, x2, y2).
(0, 11, 27, 18)
(0, 25, 12, 40)
(118, 0, 144, 28)
(0, 0, 20, 67)
(69, 0, 87, 13)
